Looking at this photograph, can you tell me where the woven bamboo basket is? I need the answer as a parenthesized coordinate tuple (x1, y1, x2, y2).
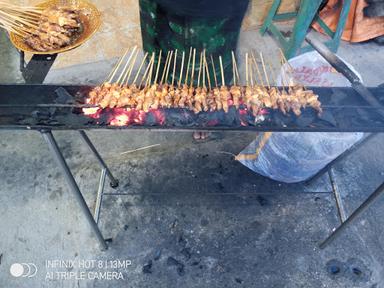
(9, 0, 101, 55)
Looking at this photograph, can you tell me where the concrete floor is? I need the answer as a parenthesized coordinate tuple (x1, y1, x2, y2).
(0, 28, 384, 288)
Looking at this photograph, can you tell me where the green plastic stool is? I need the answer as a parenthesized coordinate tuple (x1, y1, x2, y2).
(260, 0, 352, 59)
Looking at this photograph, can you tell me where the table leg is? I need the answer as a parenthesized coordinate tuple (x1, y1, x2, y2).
(78, 130, 119, 188)
(320, 181, 384, 249)
(41, 130, 108, 251)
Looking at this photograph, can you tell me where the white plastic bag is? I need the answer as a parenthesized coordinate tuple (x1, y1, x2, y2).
(237, 51, 364, 183)
(276, 51, 362, 87)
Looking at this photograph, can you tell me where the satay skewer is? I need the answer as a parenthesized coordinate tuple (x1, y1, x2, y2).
(172, 49, 178, 86)
(245, 52, 249, 87)
(132, 52, 148, 85)
(184, 47, 192, 86)
(279, 48, 295, 81)
(160, 51, 170, 85)
(178, 51, 185, 87)
(267, 60, 277, 85)
(197, 52, 203, 88)
(0, 23, 26, 37)
(190, 48, 196, 87)
(204, 52, 211, 90)
(124, 49, 139, 86)
(219, 55, 225, 86)
(251, 52, 264, 87)
(259, 52, 270, 89)
(232, 51, 240, 85)
(116, 46, 137, 85)
(0, 15, 37, 35)
(0, 10, 40, 30)
(164, 50, 173, 84)
(210, 55, 218, 88)
(232, 52, 236, 86)
(139, 52, 154, 88)
(153, 50, 162, 85)
(249, 55, 254, 87)
(202, 52, 206, 88)
(105, 48, 130, 83)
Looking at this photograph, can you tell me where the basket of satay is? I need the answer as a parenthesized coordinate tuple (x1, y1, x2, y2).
(0, 0, 101, 54)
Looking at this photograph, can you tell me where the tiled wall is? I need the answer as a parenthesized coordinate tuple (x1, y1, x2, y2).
(16, 0, 298, 68)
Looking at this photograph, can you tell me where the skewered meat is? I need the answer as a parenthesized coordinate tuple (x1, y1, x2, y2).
(213, 87, 222, 111)
(187, 87, 195, 110)
(244, 86, 252, 110)
(24, 6, 82, 52)
(178, 84, 189, 108)
(230, 85, 241, 109)
(143, 84, 156, 112)
(173, 86, 181, 108)
(206, 89, 216, 111)
(86, 83, 322, 117)
(194, 87, 203, 113)
(220, 86, 231, 113)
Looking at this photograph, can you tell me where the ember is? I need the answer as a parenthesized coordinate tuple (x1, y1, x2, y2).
(84, 107, 148, 126)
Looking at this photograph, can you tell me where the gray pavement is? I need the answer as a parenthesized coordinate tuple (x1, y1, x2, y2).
(0, 28, 383, 288)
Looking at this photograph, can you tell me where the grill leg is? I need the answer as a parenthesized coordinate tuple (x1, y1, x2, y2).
(41, 130, 108, 251)
(79, 130, 119, 188)
(320, 181, 384, 249)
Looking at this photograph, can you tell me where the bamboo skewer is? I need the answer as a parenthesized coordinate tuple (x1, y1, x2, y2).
(250, 53, 260, 86)
(0, 7, 43, 23)
(132, 52, 148, 85)
(164, 50, 173, 84)
(197, 52, 203, 88)
(251, 52, 264, 87)
(172, 49, 177, 86)
(232, 51, 240, 86)
(0, 16, 33, 35)
(0, 23, 26, 37)
(124, 49, 139, 86)
(0, 9, 40, 29)
(204, 52, 211, 90)
(147, 53, 156, 87)
(260, 52, 270, 89)
(190, 48, 196, 87)
(210, 55, 218, 88)
(250, 56, 254, 87)
(116, 46, 137, 85)
(219, 56, 225, 86)
(202, 52, 206, 88)
(106, 48, 130, 83)
(0, 2, 44, 10)
(160, 51, 170, 85)
(0, 11, 42, 23)
(178, 51, 185, 87)
(140, 52, 154, 88)
(279, 48, 303, 89)
(245, 52, 249, 87)
(184, 47, 192, 86)
(232, 53, 236, 86)
(153, 50, 162, 85)
(267, 60, 277, 85)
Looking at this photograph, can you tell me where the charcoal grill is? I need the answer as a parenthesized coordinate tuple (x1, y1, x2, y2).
(1, 34, 383, 251)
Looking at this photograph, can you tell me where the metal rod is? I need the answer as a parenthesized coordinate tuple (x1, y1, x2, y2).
(0, 103, 99, 108)
(40, 130, 108, 250)
(78, 130, 119, 188)
(305, 34, 384, 119)
(320, 181, 384, 249)
(94, 168, 106, 224)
